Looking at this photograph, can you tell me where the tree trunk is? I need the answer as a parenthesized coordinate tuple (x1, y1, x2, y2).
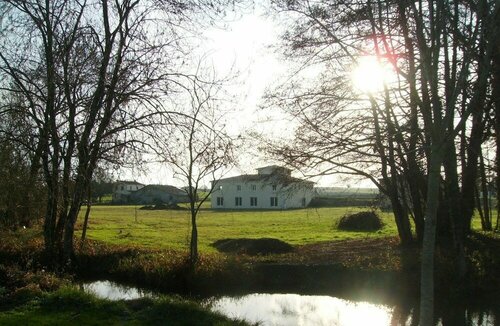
(406, 168, 425, 244)
(63, 202, 82, 266)
(62, 168, 89, 265)
(443, 141, 466, 279)
(420, 146, 445, 326)
(494, 33, 500, 232)
(42, 152, 60, 264)
(81, 186, 93, 243)
(189, 204, 198, 267)
(475, 185, 486, 227)
(461, 111, 484, 234)
(479, 152, 492, 231)
(390, 192, 414, 246)
(43, 195, 58, 261)
(21, 140, 44, 227)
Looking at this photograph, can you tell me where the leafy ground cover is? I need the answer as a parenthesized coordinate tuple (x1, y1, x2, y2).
(0, 285, 248, 325)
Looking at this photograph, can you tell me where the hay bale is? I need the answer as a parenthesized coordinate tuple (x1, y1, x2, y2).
(211, 238, 294, 255)
(337, 211, 384, 231)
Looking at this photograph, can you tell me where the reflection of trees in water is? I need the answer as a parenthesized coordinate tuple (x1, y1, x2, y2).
(439, 300, 466, 326)
(390, 302, 419, 326)
(436, 299, 499, 326)
(390, 299, 498, 326)
(278, 300, 298, 316)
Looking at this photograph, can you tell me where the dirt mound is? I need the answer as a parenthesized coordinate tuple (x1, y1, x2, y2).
(337, 211, 384, 231)
(212, 238, 294, 256)
(139, 203, 186, 210)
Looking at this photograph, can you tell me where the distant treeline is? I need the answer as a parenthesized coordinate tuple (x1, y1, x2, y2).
(309, 197, 377, 207)
(311, 188, 379, 207)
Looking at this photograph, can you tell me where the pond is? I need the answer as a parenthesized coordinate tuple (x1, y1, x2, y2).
(206, 294, 498, 326)
(81, 280, 156, 301)
(207, 293, 393, 326)
(82, 280, 498, 325)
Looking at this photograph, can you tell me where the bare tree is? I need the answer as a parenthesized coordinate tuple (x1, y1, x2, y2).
(0, 0, 237, 266)
(0, 90, 46, 229)
(152, 67, 236, 267)
(265, 1, 499, 323)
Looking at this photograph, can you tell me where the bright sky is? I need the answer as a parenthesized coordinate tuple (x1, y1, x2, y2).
(201, 9, 288, 136)
(117, 9, 284, 186)
(117, 8, 380, 189)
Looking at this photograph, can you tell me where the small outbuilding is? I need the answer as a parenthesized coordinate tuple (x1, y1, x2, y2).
(112, 180, 145, 203)
(128, 184, 190, 205)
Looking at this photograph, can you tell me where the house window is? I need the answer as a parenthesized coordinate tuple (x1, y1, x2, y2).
(235, 197, 242, 206)
(237, 185, 241, 191)
(251, 185, 256, 191)
(301, 197, 306, 207)
(216, 197, 224, 206)
(218, 185, 223, 190)
(250, 197, 258, 206)
(272, 185, 277, 191)
(270, 197, 278, 207)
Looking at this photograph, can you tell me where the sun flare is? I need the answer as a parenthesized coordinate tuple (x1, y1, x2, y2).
(351, 56, 393, 94)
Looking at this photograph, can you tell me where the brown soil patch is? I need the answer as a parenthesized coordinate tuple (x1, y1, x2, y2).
(212, 238, 294, 255)
(253, 237, 417, 272)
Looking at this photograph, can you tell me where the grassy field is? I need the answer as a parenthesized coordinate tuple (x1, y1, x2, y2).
(77, 205, 399, 253)
(78, 204, 491, 253)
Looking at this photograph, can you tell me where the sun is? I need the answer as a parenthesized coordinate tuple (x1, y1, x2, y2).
(351, 56, 393, 94)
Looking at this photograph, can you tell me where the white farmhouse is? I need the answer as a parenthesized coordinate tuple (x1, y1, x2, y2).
(211, 165, 314, 209)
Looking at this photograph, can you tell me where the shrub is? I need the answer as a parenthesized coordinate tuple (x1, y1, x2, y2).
(337, 211, 384, 231)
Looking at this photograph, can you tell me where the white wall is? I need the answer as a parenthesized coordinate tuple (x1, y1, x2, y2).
(211, 179, 314, 209)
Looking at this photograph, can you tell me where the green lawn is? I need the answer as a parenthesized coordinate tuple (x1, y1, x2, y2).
(78, 205, 491, 253)
(77, 206, 399, 253)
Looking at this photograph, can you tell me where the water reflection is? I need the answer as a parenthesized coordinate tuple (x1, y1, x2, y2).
(81, 280, 154, 300)
(81, 281, 498, 325)
(207, 293, 497, 326)
(207, 293, 392, 326)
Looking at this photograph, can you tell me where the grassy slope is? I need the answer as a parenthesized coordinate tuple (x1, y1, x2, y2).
(78, 206, 400, 252)
(0, 287, 247, 326)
